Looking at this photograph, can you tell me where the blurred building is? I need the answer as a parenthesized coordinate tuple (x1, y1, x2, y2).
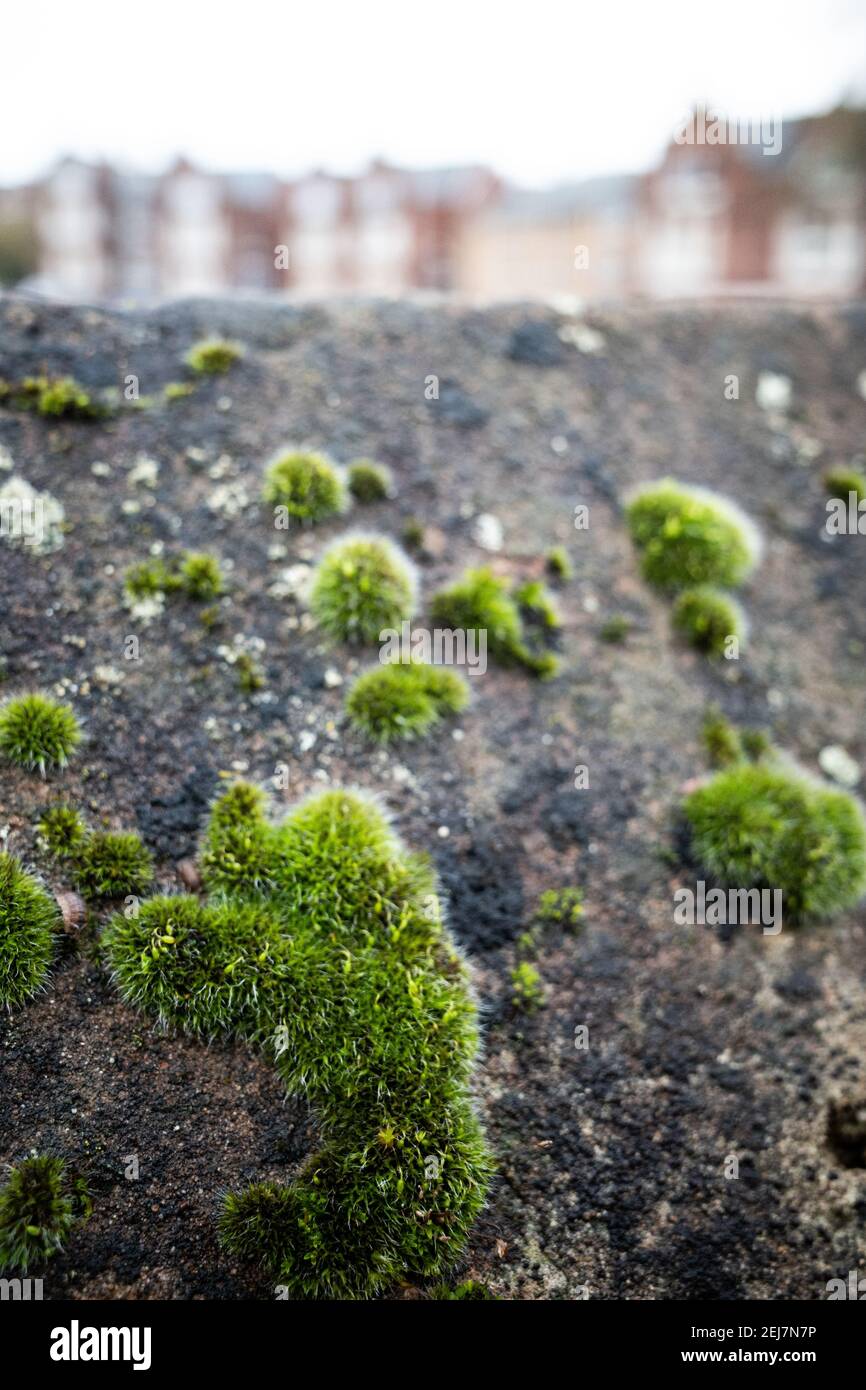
(1, 105, 864, 302)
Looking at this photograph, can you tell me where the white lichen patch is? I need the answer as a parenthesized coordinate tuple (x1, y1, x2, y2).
(472, 513, 504, 552)
(818, 744, 861, 788)
(127, 453, 160, 488)
(559, 321, 605, 354)
(207, 479, 250, 517)
(124, 591, 165, 626)
(756, 371, 792, 413)
(0, 474, 65, 553)
(269, 563, 312, 601)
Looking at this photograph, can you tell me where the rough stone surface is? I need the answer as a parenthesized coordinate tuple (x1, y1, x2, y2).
(1, 295, 865, 1300)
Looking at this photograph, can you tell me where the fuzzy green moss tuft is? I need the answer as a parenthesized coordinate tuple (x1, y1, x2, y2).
(178, 551, 224, 601)
(0, 853, 58, 1010)
(185, 338, 243, 375)
(0, 1155, 91, 1273)
(625, 479, 761, 591)
(124, 550, 224, 606)
(103, 784, 492, 1298)
(430, 1278, 497, 1300)
(346, 660, 469, 744)
(8, 374, 107, 420)
(510, 960, 545, 1011)
(684, 762, 866, 922)
(700, 708, 742, 768)
(262, 450, 349, 523)
(824, 467, 866, 503)
(545, 545, 573, 581)
(0, 693, 81, 775)
(599, 614, 632, 644)
(73, 831, 153, 900)
(431, 567, 558, 679)
(38, 805, 88, 858)
(347, 459, 393, 503)
(310, 534, 418, 645)
(164, 381, 195, 401)
(534, 887, 584, 931)
(672, 586, 745, 657)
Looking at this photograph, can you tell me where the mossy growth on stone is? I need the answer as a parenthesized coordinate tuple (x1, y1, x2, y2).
(514, 579, 561, 631)
(262, 450, 349, 523)
(429, 1278, 497, 1300)
(534, 886, 584, 932)
(1, 374, 107, 420)
(74, 832, 153, 900)
(185, 338, 243, 375)
(0, 693, 81, 775)
(310, 534, 418, 645)
(0, 852, 58, 1010)
(347, 458, 393, 503)
(672, 586, 745, 657)
(163, 381, 195, 402)
(0, 1155, 91, 1273)
(431, 567, 558, 679)
(39, 808, 152, 901)
(510, 959, 545, 1011)
(625, 478, 761, 591)
(38, 805, 88, 858)
(545, 545, 573, 581)
(824, 467, 866, 503)
(124, 550, 224, 606)
(346, 660, 469, 744)
(599, 614, 632, 644)
(684, 762, 866, 923)
(700, 708, 771, 770)
(102, 783, 492, 1298)
(401, 516, 425, 551)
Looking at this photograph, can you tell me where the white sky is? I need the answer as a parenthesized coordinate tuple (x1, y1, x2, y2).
(2, 0, 865, 187)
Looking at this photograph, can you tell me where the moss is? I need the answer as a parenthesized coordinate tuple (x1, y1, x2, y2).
(346, 660, 469, 744)
(824, 467, 866, 503)
(700, 708, 743, 768)
(3, 374, 107, 420)
(741, 728, 771, 762)
(599, 615, 632, 644)
(534, 887, 584, 932)
(510, 960, 545, 1011)
(185, 338, 243, 375)
(235, 652, 265, 693)
(684, 762, 866, 922)
(179, 551, 223, 601)
(401, 517, 425, 551)
(0, 693, 81, 774)
(103, 784, 492, 1298)
(38, 805, 88, 858)
(0, 852, 58, 1010)
(514, 579, 561, 630)
(310, 534, 418, 645)
(430, 1279, 497, 1300)
(546, 545, 573, 581)
(625, 478, 761, 591)
(164, 381, 195, 401)
(73, 831, 153, 900)
(672, 586, 745, 657)
(347, 459, 392, 503)
(262, 450, 348, 523)
(124, 551, 223, 606)
(430, 567, 558, 679)
(0, 1156, 91, 1273)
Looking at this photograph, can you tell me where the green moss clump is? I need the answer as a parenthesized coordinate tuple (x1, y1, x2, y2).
(700, 708, 742, 768)
(430, 568, 558, 679)
(0, 693, 81, 775)
(310, 534, 418, 645)
(0, 853, 57, 1010)
(235, 652, 265, 693)
(164, 381, 195, 401)
(103, 784, 492, 1299)
(672, 586, 745, 657)
(684, 763, 866, 922)
(514, 580, 561, 630)
(824, 467, 866, 503)
(348, 459, 393, 503)
(179, 551, 223, 601)
(262, 450, 349, 523)
(401, 517, 425, 551)
(185, 338, 243, 375)
(0, 1156, 91, 1273)
(346, 660, 469, 744)
(534, 887, 584, 931)
(430, 1279, 497, 1300)
(510, 960, 545, 1011)
(546, 546, 573, 581)
(625, 479, 761, 591)
(124, 551, 224, 606)
(599, 615, 632, 644)
(73, 831, 153, 900)
(38, 805, 88, 858)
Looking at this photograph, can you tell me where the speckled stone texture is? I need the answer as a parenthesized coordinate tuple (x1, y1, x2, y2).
(1, 295, 865, 1300)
